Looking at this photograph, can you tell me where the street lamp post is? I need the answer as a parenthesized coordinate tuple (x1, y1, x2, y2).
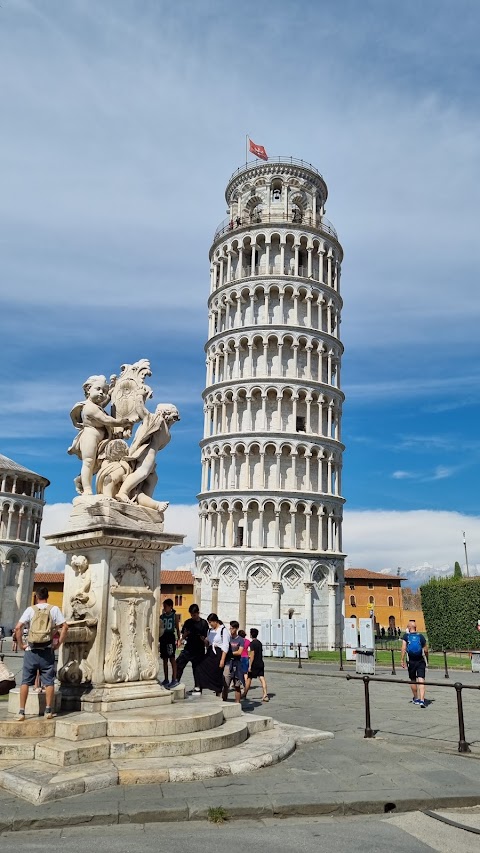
(462, 531, 470, 578)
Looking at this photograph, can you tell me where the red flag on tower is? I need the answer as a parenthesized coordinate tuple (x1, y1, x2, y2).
(248, 138, 268, 161)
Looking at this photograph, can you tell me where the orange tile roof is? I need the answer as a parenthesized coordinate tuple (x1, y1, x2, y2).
(33, 573, 64, 584)
(160, 570, 194, 585)
(34, 571, 194, 585)
(345, 568, 406, 581)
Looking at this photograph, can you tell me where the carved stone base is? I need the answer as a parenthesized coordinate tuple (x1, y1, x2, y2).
(68, 497, 168, 534)
(80, 681, 172, 713)
(44, 508, 185, 713)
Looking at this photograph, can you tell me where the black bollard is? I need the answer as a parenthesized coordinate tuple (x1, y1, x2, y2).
(363, 676, 375, 738)
(454, 682, 470, 753)
(298, 643, 302, 669)
(443, 649, 450, 679)
(391, 648, 396, 675)
(339, 645, 344, 671)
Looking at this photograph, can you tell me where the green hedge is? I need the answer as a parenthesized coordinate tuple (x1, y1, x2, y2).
(420, 577, 480, 650)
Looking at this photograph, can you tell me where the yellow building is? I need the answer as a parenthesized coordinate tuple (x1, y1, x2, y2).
(32, 573, 64, 608)
(344, 568, 426, 635)
(159, 570, 194, 625)
(33, 570, 195, 627)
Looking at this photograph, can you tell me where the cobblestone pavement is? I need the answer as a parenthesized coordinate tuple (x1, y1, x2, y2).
(1, 652, 479, 832)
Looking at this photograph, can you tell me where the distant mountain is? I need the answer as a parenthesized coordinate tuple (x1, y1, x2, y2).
(378, 563, 480, 589)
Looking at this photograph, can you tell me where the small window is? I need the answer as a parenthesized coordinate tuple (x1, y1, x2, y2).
(272, 187, 281, 202)
(369, 596, 374, 605)
(235, 525, 244, 547)
(368, 582, 374, 589)
(388, 596, 394, 607)
(387, 582, 393, 590)
(349, 595, 356, 607)
(296, 416, 306, 432)
(349, 583, 355, 590)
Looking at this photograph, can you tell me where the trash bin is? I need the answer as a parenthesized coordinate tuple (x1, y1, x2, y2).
(355, 648, 375, 675)
(471, 652, 480, 673)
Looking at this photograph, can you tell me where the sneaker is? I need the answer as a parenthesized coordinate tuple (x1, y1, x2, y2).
(16, 712, 25, 722)
(412, 698, 420, 705)
(45, 712, 57, 720)
(160, 679, 169, 688)
(168, 679, 180, 689)
(418, 700, 426, 708)
(192, 687, 202, 696)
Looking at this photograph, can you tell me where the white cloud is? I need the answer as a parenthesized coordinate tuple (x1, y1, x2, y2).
(344, 509, 480, 585)
(392, 470, 416, 480)
(37, 504, 480, 589)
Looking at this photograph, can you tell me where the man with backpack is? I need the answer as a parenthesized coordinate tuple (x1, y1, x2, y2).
(14, 585, 68, 721)
(401, 619, 428, 708)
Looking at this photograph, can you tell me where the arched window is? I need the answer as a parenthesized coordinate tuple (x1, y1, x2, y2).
(349, 595, 356, 607)
(6, 555, 20, 586)
(388, 596, 394, 607)
(272, 187, 281, 202)
(368, 595, 374, 605)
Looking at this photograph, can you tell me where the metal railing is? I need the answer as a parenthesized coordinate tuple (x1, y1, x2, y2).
(213, 211, 338, 243)
(227, 157, 326, 184)
(346, 673, 480, 753)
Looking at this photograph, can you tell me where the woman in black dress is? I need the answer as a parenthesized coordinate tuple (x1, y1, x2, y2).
(194, 613, 230, 696)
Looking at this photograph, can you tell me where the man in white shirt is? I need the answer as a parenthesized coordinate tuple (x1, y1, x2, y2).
(14, 586, 68, 721)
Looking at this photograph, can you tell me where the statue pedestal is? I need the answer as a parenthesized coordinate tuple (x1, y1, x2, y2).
(44, 500, 184, 712)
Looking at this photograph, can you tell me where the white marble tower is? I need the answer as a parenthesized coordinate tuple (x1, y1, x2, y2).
(0, 454, 49, 631)
(195, 157, 345, 648)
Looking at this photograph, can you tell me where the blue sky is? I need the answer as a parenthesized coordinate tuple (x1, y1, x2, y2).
(1, 0, 480, 582)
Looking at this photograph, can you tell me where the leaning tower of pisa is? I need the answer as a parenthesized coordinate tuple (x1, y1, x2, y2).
(195, 157, 345, 648)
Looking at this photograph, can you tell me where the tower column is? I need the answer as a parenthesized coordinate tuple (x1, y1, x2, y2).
(327, 582, 337, 650)
(238, 580, 248, 628)
(304, 582, 314, 647)
(211, 578, 220, 614)
(272, 581, 282, 619)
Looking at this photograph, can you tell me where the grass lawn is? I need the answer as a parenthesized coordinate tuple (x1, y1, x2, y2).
(308, 650, 472, 670)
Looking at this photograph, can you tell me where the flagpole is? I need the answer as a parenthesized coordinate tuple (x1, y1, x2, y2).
(246, 134, 248, 165)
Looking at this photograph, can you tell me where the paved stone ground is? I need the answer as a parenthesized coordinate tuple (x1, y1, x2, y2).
(1, 652, 479, 832)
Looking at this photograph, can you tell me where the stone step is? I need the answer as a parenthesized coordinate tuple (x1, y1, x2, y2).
(0, 726, 298, 803)
(0, 718, 56, 739)
(109, 717, 248, 759)
(0, 737, 38, 761)
(104, 706, 225, 738)
(35, 736, 111, 767)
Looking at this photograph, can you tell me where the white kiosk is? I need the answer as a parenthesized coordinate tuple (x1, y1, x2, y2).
(343, 618, 358, 662)
(356, 617, 375, 674)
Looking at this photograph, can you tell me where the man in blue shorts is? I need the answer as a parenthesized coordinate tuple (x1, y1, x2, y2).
(14, 586, 68, 721)
(401, 619, 428, 708)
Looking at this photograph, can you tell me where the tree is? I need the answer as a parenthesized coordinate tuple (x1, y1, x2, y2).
(453, 561, 462, 579)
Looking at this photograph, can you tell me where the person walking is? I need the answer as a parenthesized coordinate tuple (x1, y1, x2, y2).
(401, 619, 428, 708)
(176, 603, 209, 694)
(242, 628, 269, 702)
(238, 629, 250, 680)
(159, 598, 181, 689)
(194, 613, 230, 696)
(14, 586, 68, 721)
(222, 621, 244, 703)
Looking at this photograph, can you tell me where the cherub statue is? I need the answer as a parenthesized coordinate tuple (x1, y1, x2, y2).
(68, 375, 132, 495)
(70, 554, 95, 620)
(96, 439, 133, 499)
(116, 403, 179, 512)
